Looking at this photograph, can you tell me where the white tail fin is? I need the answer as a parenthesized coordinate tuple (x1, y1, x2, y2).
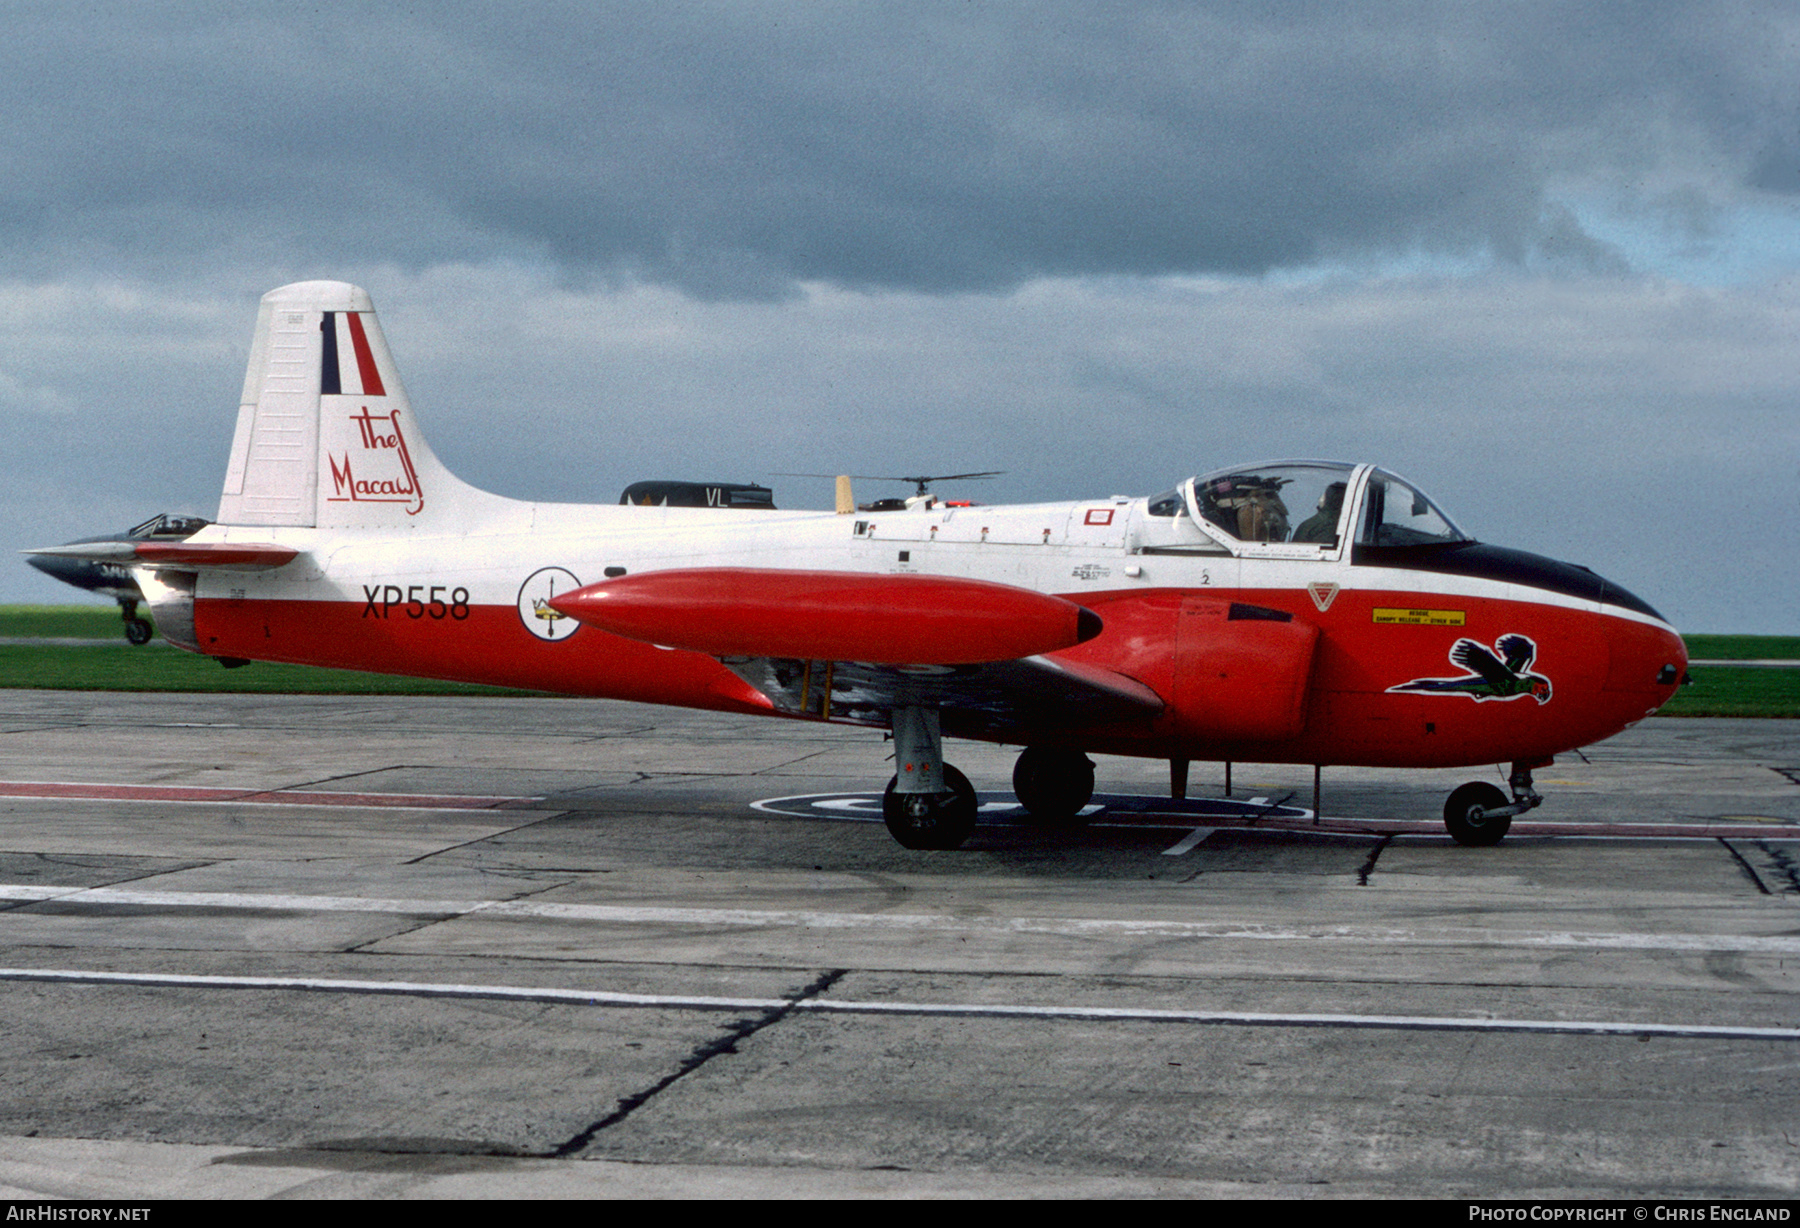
(218, 281, 467, 530)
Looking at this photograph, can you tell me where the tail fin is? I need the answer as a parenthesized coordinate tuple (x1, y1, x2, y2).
(218, 281, 467, 530)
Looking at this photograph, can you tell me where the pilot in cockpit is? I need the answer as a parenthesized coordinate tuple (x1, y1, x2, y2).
(1291, 481, 1346, 545)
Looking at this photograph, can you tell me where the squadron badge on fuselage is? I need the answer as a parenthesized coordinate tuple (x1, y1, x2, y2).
(1389, 634, 1552, 704)
(517, 567, 583, 642)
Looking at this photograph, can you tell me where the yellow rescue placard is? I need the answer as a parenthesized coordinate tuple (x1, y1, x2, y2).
(1373, 607, 1466, 626)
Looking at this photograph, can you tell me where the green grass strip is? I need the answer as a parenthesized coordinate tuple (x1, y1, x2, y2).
(0, 643, 545, 696)
(1681, 634, 1800, 660)
(0, 604, 139, 639)
(1657, 666, 1800, 719)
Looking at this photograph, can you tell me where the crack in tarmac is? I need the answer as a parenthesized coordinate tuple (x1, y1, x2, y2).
(547, 968, 847, 1158)
(1356, 834, 1392, 886)
(1720, 839, 1774, 895)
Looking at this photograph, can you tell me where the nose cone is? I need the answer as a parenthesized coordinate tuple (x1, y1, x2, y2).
(1604, 615, 1688, 718)
(26, 552, 90, 587)
(23, 542, 140, 600)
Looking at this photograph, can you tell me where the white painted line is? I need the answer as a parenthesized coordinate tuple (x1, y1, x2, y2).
(0, 885, 483, 915)
(0, 886, 67, 902)
(0, 967, 772, 1011)
(1161, 828, 1216, 856)
(3, 882, 1799, 956)
(1, 966, 1794, 1042)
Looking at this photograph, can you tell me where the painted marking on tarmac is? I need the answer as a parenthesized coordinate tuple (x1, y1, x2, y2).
(3, 882, 1799, 956)
(751, 790, 1308, 827)
(0, 779, 536, 810)
(749, 789, 1800, 841)
(1161, 828, 1217, 855)
(0, 966, 1794, 1042)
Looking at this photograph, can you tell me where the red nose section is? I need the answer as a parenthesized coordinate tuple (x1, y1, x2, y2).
(1604, 618, 1688, 699)
(548, 568, 1103, 664)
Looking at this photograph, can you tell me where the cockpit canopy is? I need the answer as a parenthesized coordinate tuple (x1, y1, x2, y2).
(1147, 461, 1469, 554)
(127, 513, 212, 541)
(1353, 467, 1467, 548)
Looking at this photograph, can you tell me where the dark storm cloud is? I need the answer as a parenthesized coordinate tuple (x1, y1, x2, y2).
(2, 2, 1794, 295)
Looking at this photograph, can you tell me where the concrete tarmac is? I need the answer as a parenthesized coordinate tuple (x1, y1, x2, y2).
(0, 689, 1796, 1199)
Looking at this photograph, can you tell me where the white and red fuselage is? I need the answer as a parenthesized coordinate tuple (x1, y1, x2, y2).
(51, 282, 1683, 839)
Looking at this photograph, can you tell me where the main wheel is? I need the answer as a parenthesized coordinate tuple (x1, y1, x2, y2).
(123, 617, 153, 646)
(883, 764, 978, 850)
(1012, 746, 1096, 826)
(1444, 781, 1511, 847)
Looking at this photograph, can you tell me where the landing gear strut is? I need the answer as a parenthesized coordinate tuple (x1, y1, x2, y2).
(1012, 746, 1095, 825)
(1443, 762, 1544, 847)
(882, 706, 977, 850)
(120, 600, 153, 646)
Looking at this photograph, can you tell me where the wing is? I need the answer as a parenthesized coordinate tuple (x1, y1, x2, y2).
(549, 567, 1163, 737)
(720, 653, 1163, 738)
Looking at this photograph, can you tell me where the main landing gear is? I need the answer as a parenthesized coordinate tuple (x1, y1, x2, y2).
(1443, 762, 1544, 847)
(883, 706, 978, 850)
(883, 711, 1099, 849)
(882, 765, 978, 850)
(1012, 746, 1096, 826)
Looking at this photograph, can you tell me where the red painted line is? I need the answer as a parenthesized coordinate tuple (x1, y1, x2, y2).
(0, 781, 535, 810)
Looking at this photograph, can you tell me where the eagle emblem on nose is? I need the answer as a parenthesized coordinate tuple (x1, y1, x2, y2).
(1389, 634, 1552, 704)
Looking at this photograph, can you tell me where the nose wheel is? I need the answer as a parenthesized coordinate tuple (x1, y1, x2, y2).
(1443, 782, 1511, 846)
(1443, 763, 1544, 846)
(119, 599, 153, 646)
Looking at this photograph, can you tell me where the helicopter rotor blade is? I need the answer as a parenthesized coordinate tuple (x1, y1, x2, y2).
(774, 471, 1004, 497)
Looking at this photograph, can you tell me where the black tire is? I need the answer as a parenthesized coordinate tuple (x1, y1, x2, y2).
(1444, 781, 1511, 847)
(883, 764, 978, 850)
(123, 617, 153, 646)
(1012, 746, 1096, 825)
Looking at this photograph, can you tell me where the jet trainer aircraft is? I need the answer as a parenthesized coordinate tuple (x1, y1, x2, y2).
(26, 282, 1687, 849)
(25, 513, 212, 643)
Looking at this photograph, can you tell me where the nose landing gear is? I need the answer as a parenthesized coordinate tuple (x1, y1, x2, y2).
(1443, 762, 1544, 846)
(120, 599, 153, 645)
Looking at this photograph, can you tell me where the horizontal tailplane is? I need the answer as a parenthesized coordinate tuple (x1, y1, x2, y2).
(22, 540, 299, 570)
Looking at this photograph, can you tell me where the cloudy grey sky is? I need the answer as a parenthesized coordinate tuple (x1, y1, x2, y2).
(4, 2, 1796, 631)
